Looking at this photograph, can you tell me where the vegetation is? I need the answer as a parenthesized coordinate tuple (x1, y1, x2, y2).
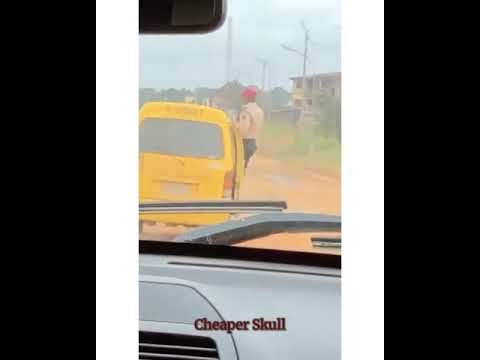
(259, 121, 341, 174)
(313, 95, 341, 143)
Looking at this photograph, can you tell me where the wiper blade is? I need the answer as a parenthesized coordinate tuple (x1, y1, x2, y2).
(139, 200, 288, 214)
(311, 237, 341, 248)
(173, 212, 341, 245)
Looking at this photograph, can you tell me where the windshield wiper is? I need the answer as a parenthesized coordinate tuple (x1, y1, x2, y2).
(172, 155, 186, 166)
(139, 200, 288, 214)
(173, 212, 341, 245)
(311, 237, 341, 248)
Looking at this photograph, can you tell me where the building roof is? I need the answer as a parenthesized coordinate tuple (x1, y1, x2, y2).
(289, 72, 341, 81)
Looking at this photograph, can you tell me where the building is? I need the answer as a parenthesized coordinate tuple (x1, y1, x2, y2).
(289, 72, 341, 114)
(286, 72, 341, 139)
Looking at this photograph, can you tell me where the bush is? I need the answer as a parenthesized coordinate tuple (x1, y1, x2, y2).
(259, 122, 341, 171)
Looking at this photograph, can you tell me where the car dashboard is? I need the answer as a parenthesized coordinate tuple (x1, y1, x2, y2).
(139, 242, 341, 360)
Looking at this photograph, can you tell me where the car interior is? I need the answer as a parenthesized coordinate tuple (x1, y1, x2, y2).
(139, 1, 341, 359)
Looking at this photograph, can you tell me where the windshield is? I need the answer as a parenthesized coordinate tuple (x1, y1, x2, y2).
(139, 0, 341, 255)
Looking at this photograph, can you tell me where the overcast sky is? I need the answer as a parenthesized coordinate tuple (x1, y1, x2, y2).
(140, 0, 340, 90)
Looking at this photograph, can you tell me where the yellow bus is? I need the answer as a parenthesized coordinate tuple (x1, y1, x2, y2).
(139, 102, 245, 226)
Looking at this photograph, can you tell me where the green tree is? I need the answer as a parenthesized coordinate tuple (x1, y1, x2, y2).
(314, 95, 341, 142)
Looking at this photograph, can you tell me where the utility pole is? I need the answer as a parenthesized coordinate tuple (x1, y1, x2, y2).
(301, 21, 309, 92)
(281, 21, 312, 127)
(256, 58, 268, 91)
(226, 17, 233, 83)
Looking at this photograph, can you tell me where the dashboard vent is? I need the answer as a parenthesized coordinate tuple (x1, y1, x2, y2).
(139, 331, 219, 360)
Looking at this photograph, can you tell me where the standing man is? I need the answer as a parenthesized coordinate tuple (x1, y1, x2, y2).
(236, 85, 264, 168)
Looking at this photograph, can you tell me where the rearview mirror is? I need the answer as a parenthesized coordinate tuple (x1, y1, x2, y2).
(140, 0, 226, 34)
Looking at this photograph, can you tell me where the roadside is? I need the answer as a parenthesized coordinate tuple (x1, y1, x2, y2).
(240, 155, 341, 215)
(236, 154, 340, 253)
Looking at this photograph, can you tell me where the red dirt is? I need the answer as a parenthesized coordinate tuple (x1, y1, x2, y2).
(236, 155, 341, 253)
(142, 154, 341, 254)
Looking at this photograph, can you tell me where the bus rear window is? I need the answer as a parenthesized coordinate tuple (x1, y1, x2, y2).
(140, 118, 224, 158)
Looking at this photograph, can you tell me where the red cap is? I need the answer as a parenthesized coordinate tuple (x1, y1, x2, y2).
(241, 85, 259, 100)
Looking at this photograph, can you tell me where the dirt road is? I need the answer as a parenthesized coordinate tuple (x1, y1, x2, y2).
(142, 154, 341, 254)
(240, 155, 341, 215)
(235, 155, 341, 253)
